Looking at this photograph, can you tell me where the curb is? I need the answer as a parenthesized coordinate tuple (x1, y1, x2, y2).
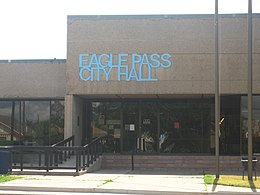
(0, 185, 208, 194)
(0, 186, 259, 195)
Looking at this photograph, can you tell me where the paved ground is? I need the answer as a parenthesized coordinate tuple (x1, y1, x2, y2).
(0, 169, 259, 194)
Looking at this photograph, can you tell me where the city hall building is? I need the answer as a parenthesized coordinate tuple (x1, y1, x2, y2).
(0, 14, 260, 170)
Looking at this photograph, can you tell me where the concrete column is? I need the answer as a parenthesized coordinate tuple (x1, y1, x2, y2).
(64, 94, 73, 139)
(64, 94, 84, 146)
(73, 96, 83, 146)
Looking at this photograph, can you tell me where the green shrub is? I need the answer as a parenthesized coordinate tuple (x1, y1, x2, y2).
(0, 140, 21, 146)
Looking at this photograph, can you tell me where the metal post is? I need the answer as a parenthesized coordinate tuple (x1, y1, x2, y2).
(215, 0, 220, 179)
(22, 101, 25, 138)
(247, 0, 253, 181)
(19, 101, 22, 144)
(20, 149, 23, 171)
(49, 101, 51, 145)
(87, 147, 90, 167)
(131, 147, 134, 170)
(46, 150, 49, 172)
(82, 149, 86, 170)
(120, 102, 124, 153)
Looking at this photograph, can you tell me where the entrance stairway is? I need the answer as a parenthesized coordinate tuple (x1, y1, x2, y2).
(2, 136, 105, 176)
(57, 153, 103, 173)
(11, 153, 103, 176)
(101, 154, 257, 173)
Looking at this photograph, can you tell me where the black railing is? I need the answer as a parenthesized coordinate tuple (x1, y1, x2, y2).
(0, 136, 105, 173)
(52, 135, 75, 147)
(51, 135, 75, 164)
(82, 136, 104, 169)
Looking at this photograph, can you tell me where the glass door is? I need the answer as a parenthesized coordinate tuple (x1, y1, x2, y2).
(91, 102, 121, 153)
(122, 102, 158, 153)
(138, 102, 158, 153)
(122, 102, 139, 153)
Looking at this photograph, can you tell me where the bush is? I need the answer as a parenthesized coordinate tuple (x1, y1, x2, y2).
(0, 140, 18, 146)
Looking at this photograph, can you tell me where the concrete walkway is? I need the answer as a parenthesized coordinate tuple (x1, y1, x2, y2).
(0, 170, 259, 194)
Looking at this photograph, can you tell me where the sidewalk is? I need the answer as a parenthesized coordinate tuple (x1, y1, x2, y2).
(0, 169, 259, 194)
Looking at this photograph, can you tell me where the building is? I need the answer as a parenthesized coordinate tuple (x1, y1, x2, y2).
(0, 15, 260, 167)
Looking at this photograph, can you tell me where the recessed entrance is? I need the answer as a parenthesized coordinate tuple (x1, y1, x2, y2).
(84, 98, 214, 154)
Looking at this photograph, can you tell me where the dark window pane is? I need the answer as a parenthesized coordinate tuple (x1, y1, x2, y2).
(0, 101, 12, 141)
(123, 102, 138, 153)
(159, 101, 210, 154)
(253, 97, 260, 153)
(24, 101, 50, 145)
(13, 101, 25, 143)
(50, 100, 64, 145)
(92, 102, 121, 153)
(140, 102, 158, 153)
(219, 96, 241, 155)
(241, 96, 260, 154)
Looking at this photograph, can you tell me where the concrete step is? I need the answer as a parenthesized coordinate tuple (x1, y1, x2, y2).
(102, 154, 259, 173)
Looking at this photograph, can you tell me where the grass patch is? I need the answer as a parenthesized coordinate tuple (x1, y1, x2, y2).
(23, 177, 49, 180)
(97, 179, 114, 187)
(0, 174, 22, 183)
(204, 174, 215, 184)
(102, 179, 113, 185)
(204, 174, 260, 189)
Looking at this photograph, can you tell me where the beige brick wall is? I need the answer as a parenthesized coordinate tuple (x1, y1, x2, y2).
(67, 14, 260, 96)
(0, 60, 66, 99)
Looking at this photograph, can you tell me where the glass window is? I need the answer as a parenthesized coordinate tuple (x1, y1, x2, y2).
(50, 100, 64, 145)
(92, 102, 121, 152)
(241, 96, 260, 154)
(159, 101, 210, 153)
(90, 99, 211, 154)
(0, 100, 64, 146)
(140, 102, 158, 153)
(24, 101, 50, 145)
(218, 96, 241, 155)
(0, 101, 12, 141)
(123, 102, 139, 153)
(13, 101, 24, 144)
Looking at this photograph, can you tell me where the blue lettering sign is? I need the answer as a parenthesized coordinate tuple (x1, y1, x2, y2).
(79, 53, 172, 81)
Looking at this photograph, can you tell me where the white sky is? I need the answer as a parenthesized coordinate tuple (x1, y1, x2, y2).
(0, 0, 259, 60)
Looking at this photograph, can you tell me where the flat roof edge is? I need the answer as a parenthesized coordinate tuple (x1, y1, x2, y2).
(0, 59, 66, 63)
(67, 13, 260, 20)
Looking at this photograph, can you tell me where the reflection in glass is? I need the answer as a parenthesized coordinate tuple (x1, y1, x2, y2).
(123, 103, 138, 153)
(0, 101, 12, 141)
(50, 100, 64, 145)
(217, 96, 241, 155)
(0, 100, 64, 145)
(24, 101, 50, 145)
(241, 96, 260, 154)
(159, 102, 210, 153)
(92, 102, 121, 152)
(140, 103, 157, 153)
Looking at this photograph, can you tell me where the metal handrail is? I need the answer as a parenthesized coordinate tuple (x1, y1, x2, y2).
(52, 135, 75, 147)
(82, 136, 104, 168)
(51, 135, 75, 164)
(0, 135, 105, 173)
